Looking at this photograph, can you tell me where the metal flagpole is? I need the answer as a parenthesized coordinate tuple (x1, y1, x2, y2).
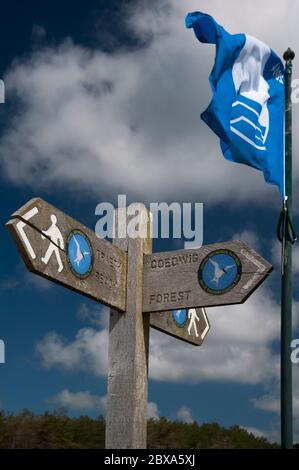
(281, 47, 296, 449)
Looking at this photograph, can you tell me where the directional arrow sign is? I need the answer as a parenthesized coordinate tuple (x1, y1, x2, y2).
(143, 241, 273, 313)
(150, 308, 210, 346)
(6, 198, 127, 311)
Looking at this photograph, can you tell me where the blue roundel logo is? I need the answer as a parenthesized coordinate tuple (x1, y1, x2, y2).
(172, 309, 187, 328)
(198, 249, 241, 295)
(67, 230, 93, 278)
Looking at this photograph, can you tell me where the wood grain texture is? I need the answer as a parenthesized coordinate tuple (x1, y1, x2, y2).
(143, 240, 273, 312)
(106, 205, 152, 449)
(150, 308, 210, 346)
(6, 198, 126, 311)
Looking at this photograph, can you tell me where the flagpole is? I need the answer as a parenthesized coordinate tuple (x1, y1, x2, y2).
(281, 47, 295, 449)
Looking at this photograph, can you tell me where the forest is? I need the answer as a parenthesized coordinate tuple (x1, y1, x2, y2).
(0, 410, 289, 449)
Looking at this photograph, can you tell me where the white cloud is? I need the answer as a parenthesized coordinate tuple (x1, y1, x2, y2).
(37, 286, 298, 388)
(241, 426, 266, 439)
(1, 0, 298, 205)
(252, 367, 299, 441)
(148, 402, 159, 420)
(22, 270, 54, 290)
(149, 286, 299, 394)
(49, 389, 159, 419)
(233, 230, 261, 252)
(31, 24, 47, 44)
(36, 328, 108, 375)
(176, 405, 194, 424)
(0, 264, 54, 294)
(253, 395, 279, 414)
(49, 389, 106, 412)
(149, 287, 283, 384)
(77, 303, 109, 328)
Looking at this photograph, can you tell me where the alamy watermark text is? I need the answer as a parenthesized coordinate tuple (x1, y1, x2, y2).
(0, 79, 4, 104)
(291, 339, 299, 364)
(95, 195, 203, 249)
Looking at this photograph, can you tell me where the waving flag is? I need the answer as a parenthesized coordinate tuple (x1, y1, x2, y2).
(186, 12, 285, 197)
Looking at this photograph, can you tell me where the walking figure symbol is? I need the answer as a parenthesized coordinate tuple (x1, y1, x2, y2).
(41, 214, 64, 273)
(188, 309, 200, 337)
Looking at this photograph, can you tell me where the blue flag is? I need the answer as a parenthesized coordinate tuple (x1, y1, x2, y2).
(186, 12, 285, 197)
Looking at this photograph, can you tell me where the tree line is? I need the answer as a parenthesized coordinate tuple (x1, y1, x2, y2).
(0, 410, 289, 449)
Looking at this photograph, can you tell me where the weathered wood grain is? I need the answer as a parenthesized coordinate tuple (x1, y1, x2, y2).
(6, 198, 127, 311)
(143, 241, 273, 312)
(106, 205, 152, 449)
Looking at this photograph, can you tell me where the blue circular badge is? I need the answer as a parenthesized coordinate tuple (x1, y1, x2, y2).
(172, 309, 188, 327)
(198, 249, 241, 295)
(67, 230, 93, 278)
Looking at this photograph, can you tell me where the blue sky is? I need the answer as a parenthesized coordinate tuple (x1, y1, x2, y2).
(0, 0, 299, 443)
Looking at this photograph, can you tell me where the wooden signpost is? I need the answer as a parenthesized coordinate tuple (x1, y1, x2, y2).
(143, 242, 273, 312)
(6, 198, 273, 449)
(150, 308, 210, 346)
(6, 198, 127, 310)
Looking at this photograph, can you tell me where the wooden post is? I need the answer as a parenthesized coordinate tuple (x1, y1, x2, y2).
(105, 204, 152, 449)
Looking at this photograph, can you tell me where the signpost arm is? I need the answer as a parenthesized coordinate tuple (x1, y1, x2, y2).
(105, 205, 152, 449)
(281, 48, 296, 449)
